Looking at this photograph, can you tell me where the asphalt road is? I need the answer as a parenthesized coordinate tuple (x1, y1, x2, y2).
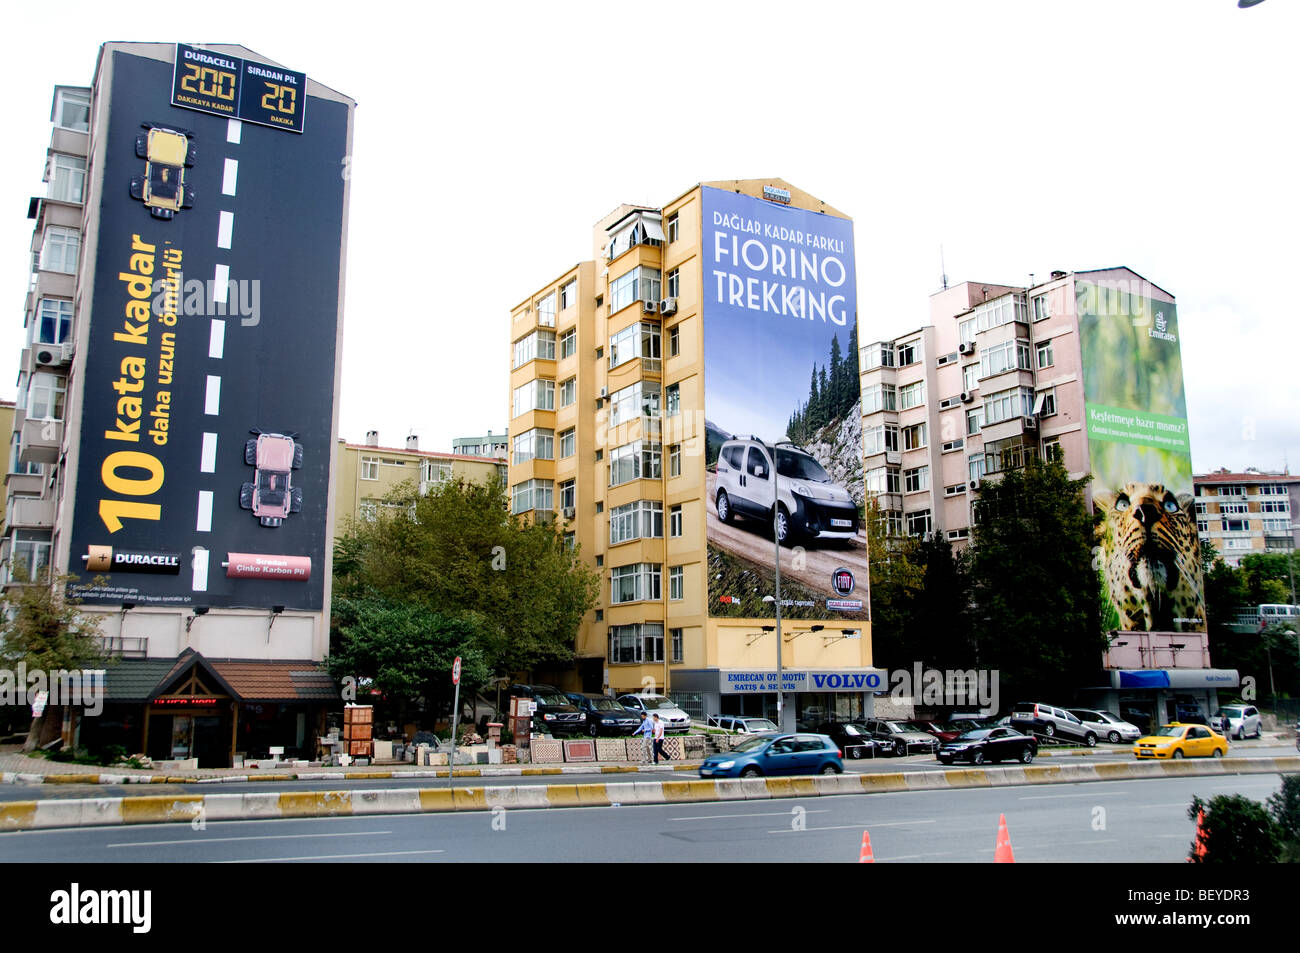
(0, 773, 1285, 863)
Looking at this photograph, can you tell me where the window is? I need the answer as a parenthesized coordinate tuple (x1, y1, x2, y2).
(862, 383, 897, 414)
(936, 351, 958, 367)
(610, 563, 662, 604)
(49, 154, 86, 204)
(560, 279, 577, 311)
(512, 428, 554, 464)
(609, 623, 664, 663)
(669, 325, 680, 357)
(669, 566, 684, 601)
(511, 478, 554, 514)
(1036, 339, 1055, 368)
(669, 443, 681, 477)
(37, 299, 73, 345)
(359, 500, 377, 522)
(1042, 437, 1063, 462)
(906, 510, 932, 537)
(27, 372, 66, 420)
(1033, 294, 1052, 321)
(942, 438, 964, 453)
(670, 503, 683, 537)
(896, 340, 919, 366)
(898, 381, 924, 410)
(666, 382, 680, 417)
(948, 528, 970, 541)
(979, 339, 1032, 379)
(969, 293, 1029, 334)
(10, 530, 52, 584)
(560, 328, 577, 359)
(1223, 535, 1251, 547)
(512, 379, 554, 417)
(969, 455, 987, 483)
(963, 364, 980, 392)
(958, 317, 977, 346)
(1219, 485, 1246, 497)
(559, 428, 575, 458)
(609, 321, 661, 371)
(9, 432, 42, 477)
(421, 460, 452, 486)
(609, 440, 662, 485)
(1262, 518, 1289, 532)
(609, 266, 661, 313)
(966, 407, 984, 436)
(1260, 484, 1286, 496)
(861, 343, 895, 371)
(1197, 518, 1209, 534)
(667, 268, 680, 298)
(512, 329, 555, 368)
(559, 377, 576, 407)
(54, 89, 90, 132)
(984, 437, 1036, 474)
(1261, 500, 1289, 514)
(902, 422, 926, 451)
(535, 292, 556, 327)
(1033, 387, 1057, 417)
(866, 466, 901, 495)
(944, 483, 967, 497)
(904, 466, 930, 493)
(610, 500, 664, 545)
(360, 456, 379, 480)
(983, 386, 1035, 426)
(563, 532, 576, 550)
(863, 424, 899, 455)
(1220, 501, 1249, 516)
(667, 213, 679, 243)
(40, 226, 79, 274)
(608, 381, 661, 427)
(559, 479, 576, 512)
(875, 509, 903, 536)
(671, 627, 684, 663)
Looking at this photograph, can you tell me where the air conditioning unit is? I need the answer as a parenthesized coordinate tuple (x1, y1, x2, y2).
(969, 480, 981, 491)
(34, 345, 62, 367)
(60, 340, 75, 362)
(562, 506, 576, 520)
(960, 391, 974, 403)
(958, 341, 975, 355)
(659, 297, 678, 315)
(1023, 416, 1038, 431)
(642, 299, 659, 314)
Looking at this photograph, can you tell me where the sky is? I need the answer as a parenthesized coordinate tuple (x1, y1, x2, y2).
(4, 0, 1297, 474)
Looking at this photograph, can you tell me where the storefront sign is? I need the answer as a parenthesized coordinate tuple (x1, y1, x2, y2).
(152, 696, 220, 707)
(720, 668, 886, 693)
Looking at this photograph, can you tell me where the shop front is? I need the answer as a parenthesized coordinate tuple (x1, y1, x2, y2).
(672, 667, 888, 731)
(1078, 668, 1240, 734)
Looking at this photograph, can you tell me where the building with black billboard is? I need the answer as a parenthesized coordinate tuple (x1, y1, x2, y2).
(2, 43, 354, 765)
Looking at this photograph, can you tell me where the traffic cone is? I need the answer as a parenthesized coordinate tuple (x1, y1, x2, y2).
(858, 830, 874, 863)
(1189, 808, 1208, 862)
(994, 813, 1015, 863)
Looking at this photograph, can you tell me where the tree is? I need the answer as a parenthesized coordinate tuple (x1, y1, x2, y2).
(967, 456, 1105, 701)
(0, 573, 106, 752)
(333, 477, 600, 679)
(1187, 793, 1281, 863)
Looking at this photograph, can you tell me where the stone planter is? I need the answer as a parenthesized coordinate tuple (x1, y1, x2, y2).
(562, 739, 597, 762)
(660, 737, 684, 761)
(596, 738, 629, 762)
(682, 735, 706, 758)
(531, 738, 563, 763)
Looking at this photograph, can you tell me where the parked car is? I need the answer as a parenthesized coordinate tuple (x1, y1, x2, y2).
(1133, 723, 1228, 760)
(815, 721, 885, 759)
(861, 719, 939, 757)
(509, 685, 586, 737)
(1173, 700, 1208, 726)
(1068, 709, 1141, 744)
(1212, 704, 1262, 740)
(617, 694, 692, 733)
(1009, 702, 1097, 746)
(922, 722, 975, 743)
(699, 733, 843, 778)
(708, 715, 780, 734)
(240, 431, 304, 528)
(130, 123, 196, 219)
(565, 693, 643, 737)
(713, 438, 859, 545)
(937, 727, 1038, 765)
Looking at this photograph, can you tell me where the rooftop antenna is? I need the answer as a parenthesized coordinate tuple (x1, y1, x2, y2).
(940, 245, 948, 290)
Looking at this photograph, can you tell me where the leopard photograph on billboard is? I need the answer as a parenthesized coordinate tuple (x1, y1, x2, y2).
(1078, 275, 1205, 633)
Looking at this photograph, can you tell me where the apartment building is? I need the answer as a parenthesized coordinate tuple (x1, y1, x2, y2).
(452, 432, 507, 459)
(1194, 469, 1300, 566)
(509, 179, 880, 729)
(1, 44, 352, 765)
(334, 432, 507, 534)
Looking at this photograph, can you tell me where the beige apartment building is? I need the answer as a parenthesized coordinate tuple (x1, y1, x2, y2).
(1194, 469, 1300, 567)
(509, 179, 878, 727)
(333, 432, 507, 534)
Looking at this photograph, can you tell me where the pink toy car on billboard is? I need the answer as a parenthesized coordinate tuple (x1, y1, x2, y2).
(240, 431, 304, 527)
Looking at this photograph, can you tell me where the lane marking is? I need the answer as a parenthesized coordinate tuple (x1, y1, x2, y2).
(768, 820, 937, 834)
(213, 264, 230, 305)
(222, 158, 239, 196)
(108, 831, 392, 848)
(196, 491, 213, 532)
(205, 376, 221, 415)
(200, 433, 218, 473)
(226, 119, 242, 144)
(671, 810, 832, 821)
(209, 319, 226, 359)
(191, 548, 209, 592)
(1019, 791, 1131, 800)
(219, 849, 446, 863)
(217, 211, 234, 249)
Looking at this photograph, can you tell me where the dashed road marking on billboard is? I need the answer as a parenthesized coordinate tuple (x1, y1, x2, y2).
(226, 119, 242, 144)
(191, 547, 210, 592)
(196, 491, 213, 532)
(204, 376, 221, 415)
(200, 433, 218, 473)
(209, 319, 226, 359)
(222, 158, 239, 196)
(217, 211, 234, 250)
(212, 264, 229, 304)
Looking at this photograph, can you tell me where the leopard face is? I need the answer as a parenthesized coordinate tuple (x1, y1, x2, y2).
(1095, 482, 1205, 632)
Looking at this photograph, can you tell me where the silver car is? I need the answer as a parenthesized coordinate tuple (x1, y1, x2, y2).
(1068, 708, 1141, 744)
(1212, 704, 1262, 740)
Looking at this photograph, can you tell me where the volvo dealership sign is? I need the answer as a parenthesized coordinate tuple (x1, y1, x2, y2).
(66, 45, 349, 610)
(720, 669, 887, 693)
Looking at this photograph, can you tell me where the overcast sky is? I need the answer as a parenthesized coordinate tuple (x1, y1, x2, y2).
(4, 0, 1297, 474)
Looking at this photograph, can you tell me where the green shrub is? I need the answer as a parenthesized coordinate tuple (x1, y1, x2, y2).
(1188, 794, 1281, 863)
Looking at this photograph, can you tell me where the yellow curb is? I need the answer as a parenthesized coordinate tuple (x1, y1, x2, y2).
(278, 791, 353, 818)
(600, 765, 637, 773)
(0, 801, 38, 831)
(345, 771, 392, 780)
(417, 788, 456, 812)
(44, 774, 99, 784)
(521, 768, 562, 776)
(764, 777, 818, 798)
(944, 768, 991, 788)
(121, 795, 204, 824)
(246, 774, 295, 782)
(672, 764, 696, 771)
(451, 787, 488, 810)
(545, 783, 610, 807)
(858, 773, 909, 793)
(660, 779, 717, 802)
(1093, 762, 1137, 780)
(455, 769, 482, 777)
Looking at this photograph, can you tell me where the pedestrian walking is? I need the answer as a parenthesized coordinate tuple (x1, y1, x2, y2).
(632, 711, 654, 763)
(652, 713, 668, 764)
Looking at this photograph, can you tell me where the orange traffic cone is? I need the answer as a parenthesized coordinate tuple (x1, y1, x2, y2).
(994, 813, 1015, 863)
(1189, 808, 1208, 862)
(858, 830, 874, 863)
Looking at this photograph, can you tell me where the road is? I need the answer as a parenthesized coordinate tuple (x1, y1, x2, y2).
(0, 773, 1287, 862)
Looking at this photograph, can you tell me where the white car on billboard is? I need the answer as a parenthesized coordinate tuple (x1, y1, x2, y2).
(714, 438, 858, 545)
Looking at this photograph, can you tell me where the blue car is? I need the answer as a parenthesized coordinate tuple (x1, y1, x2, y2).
(699, 733, 843, 779)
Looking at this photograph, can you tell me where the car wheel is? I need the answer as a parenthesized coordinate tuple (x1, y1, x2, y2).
(1043, 723, 1056, 738)
(245, 440, 258, 466)
(588, 722, 599, 738)
(850, 746, 865, 760)
(1253, 725, 1261, 739)
(239, 483, 254, 509)
(1084, 732, 1097, 748)
(1019, 746, 1035, 764)
(894, 744, 908, 757)
(819, 762, 840, 776)
(972, 750, 985, 765)
(1108, 731, 1120, 744)
(292, 443, 304, 469)
(716, 490, 732, 524)
(1172, 749, 1184, 759)
(775, 504, 792, 545)
(740, 765, 761, 778)
(1212, 747, 1223, 758)
(290, 487, 304, 513)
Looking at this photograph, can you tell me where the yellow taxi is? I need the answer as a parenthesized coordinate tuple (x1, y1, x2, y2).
(1132, 722, 1228, 759)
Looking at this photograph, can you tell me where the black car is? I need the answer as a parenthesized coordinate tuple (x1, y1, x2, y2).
(937, 727, 1038, 766)
(861, 718, 939, 757)
(565, 693, 643, 737)
(509, 684, 585, 737)
(815, 722, 886, 759)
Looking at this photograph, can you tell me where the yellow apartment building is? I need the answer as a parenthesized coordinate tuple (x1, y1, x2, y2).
(509, 179, 880, 729)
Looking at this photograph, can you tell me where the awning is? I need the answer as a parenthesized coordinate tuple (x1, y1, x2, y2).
(1109, 669, 1239, 690)
(641, 216, 666, 242)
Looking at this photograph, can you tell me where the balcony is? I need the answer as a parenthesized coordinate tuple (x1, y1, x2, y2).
(7, 496, 55, 530)
(20, 417, 63, 465)
(97, 635, 149, 659)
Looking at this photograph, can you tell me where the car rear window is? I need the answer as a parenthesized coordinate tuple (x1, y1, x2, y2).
(1012, 703, 1036, 714)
